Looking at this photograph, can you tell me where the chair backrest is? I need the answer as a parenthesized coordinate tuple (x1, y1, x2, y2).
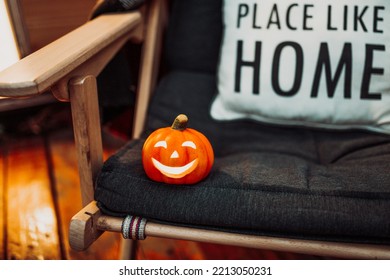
(164, 0, 223, 74)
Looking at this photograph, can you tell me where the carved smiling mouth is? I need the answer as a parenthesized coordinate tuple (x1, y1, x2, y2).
(152, 158, 199, 179)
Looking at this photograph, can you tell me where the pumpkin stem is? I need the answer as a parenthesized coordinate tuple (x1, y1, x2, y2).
(171, 114, 188, 131)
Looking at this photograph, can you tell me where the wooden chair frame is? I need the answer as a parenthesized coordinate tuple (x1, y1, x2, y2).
(0, 0, 389, 260)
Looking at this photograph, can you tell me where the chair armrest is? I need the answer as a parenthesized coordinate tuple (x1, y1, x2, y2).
(0, 12, 142, 98)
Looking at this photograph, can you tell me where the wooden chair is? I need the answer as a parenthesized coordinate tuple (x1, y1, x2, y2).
(1, 0, 390, 260)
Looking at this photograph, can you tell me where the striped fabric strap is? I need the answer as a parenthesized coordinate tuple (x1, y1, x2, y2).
(121, 215, 147, 240)
(119, 0, 144, 10)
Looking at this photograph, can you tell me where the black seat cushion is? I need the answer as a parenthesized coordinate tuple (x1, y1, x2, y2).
(95, 71, 390, 244)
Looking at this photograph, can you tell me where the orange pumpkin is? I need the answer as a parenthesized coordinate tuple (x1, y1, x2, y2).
(142, 114, 214, 185)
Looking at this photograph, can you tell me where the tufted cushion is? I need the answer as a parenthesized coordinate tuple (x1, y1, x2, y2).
(95, 71, 390, 244)
(211, 0, 390, 133)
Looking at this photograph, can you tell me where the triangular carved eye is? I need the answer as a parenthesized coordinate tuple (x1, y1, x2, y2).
(182, 141, 196, 149)
(154, 140, 167, 148)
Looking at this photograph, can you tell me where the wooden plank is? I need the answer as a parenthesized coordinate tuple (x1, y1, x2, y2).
(5, 136, 61, 259)
(20, 0, 96, 52)
(0, 138, 5, 259)
(48, 129, 121, 259)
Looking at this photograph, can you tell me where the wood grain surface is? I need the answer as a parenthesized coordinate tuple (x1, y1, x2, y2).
(20, 0, 97, 52)
(5, 136, 61, 259)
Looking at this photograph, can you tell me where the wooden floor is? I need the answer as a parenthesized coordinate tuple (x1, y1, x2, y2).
(0, 104, 322, 260)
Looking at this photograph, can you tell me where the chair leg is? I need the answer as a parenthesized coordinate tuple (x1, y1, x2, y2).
(70, 201, 138, 258)
(69, 201, 103, 251)
(119, 239, 137, 260)
(68, 76, 139, 258)
(69, 75, 103, 206)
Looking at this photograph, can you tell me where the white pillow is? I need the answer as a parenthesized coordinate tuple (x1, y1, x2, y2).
(211, 0, 390, 133)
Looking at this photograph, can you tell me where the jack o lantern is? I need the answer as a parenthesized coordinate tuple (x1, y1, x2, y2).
(142, 114, 214, 185)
